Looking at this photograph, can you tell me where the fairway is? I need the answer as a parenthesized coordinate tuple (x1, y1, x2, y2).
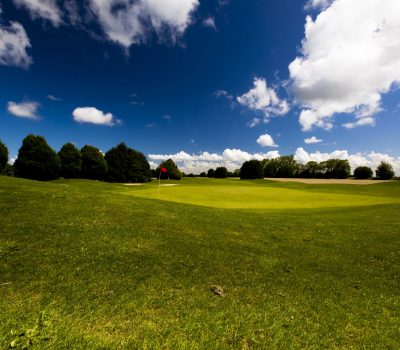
(1, 176, 399, 349)
(123, 178, 400, 209)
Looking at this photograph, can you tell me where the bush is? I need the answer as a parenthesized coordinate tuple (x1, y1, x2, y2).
(240, 160, 263, 180)
(376, 162, 394, 180)
(14, 135, 60, 181)
(157, 159, 182, 180)
(0, 139, 8, 174)
(207, 169, 215, 178)
(81, 145, 107, 180)
(214, 167, 228, 178)
(354, 166, 373, 179)
(58, 143, 82, 178)
(105, 143, 151, 183)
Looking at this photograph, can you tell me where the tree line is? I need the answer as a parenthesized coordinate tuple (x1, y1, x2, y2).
(206, 156, 396, 180)
(0, 135, 152, 183)
(0, 135, 396, 182)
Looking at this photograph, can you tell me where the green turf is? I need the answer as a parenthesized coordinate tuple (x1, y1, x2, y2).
(0, 176, 399, 349)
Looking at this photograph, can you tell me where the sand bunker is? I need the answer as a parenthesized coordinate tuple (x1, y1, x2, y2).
(124, 183, 144, 186)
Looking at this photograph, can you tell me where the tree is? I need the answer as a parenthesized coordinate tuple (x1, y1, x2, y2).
(354, 166, 373, 179)
(14, 135, 60, 181)
(58, 143, 82, 179)
(240, 160, 264, 180)
(157, 159, 182, 180)
(320, 159, 351, 179)
(105, 143, 151, 183)
(263, 158, 278, 178)
(0, 139, 8, 174)
(299, 161, 322, 178)
(275, 156, 299, 178)
(199, 172, 207, 177)
(376, 161, 394, 180)
(214, 166, 228, 178)
(80, 145, 107, 180)
(207, 169, 215, 178)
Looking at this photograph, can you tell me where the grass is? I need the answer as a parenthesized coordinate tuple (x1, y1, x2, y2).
(0, 176, 399, 349)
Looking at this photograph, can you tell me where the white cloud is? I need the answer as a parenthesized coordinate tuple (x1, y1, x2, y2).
(13, 0, 62, 26)
(0, 21, 32, 68)
(304, 136, 322, 144)
(48, 94, 62, 101)
(215, 89, 233, 101)
(295, 147, 400, 175)
(237, 77, 289, 124)
(257, 133, 278, 148)
(202, 16, 216, 30)
(305, 0, 333, 10)
(72, 107, 119, 126)
(290, 0, 400, 131)
(148, 148, 280, 174)
(7, 101, 39, 119)
(89, 0, 199, 48)
(247, 117, 261, 128)
(162, 114, 172, 121)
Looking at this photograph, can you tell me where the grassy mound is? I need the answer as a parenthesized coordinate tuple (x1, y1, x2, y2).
(0, 176, 399, 348)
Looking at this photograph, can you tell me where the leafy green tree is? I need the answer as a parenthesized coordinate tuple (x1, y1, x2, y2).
(214, 166, 228, 178)
(240, 160, 264, 179)
(320, 159, 351, 179)
(375, 162, 394, 180)
(0, 139, 8, 174)
(299, 161, 322, 178)
(14, 135, 60, 181)
(207, 169, 215, 178)
(157, 159, 182, 180)
(81, 145, 107, 180)
(105, 143, 151, 183)
(354, 166, 373, 179)
(263, 158, 279, 177)
(275, 156, 299, 178)
(232, 169, 241, 177)
(199, 172, 207, 177)
(58, 143, 82, 179)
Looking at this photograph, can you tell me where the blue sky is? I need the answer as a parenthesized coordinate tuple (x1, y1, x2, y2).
(1, 0, 400, 173)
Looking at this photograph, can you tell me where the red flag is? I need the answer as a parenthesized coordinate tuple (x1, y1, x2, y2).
(161, 167, 167, 173)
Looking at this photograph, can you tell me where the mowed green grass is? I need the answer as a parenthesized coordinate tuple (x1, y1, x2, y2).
(123, 178, 400, 209)
(0, 176, 399, 349)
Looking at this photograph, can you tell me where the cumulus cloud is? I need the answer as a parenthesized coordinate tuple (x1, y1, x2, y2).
(304, 136, 322, 144)
(202, 16, 216, 30)
(295, 147, 400, 175)
(13, 0, 62, 26)
(72, 107, 119, 126)
(290, 0, 400, 131)
(237, 78, 289, 124)
(89, 0, 199, 48)
(7, 101, 39, 119)
(148, 148, 280, 174)
(257, 133, 278, 148)
(0, 21, 32, 68)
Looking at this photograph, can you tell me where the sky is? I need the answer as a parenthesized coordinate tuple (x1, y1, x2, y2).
(1, 0, 400, 174)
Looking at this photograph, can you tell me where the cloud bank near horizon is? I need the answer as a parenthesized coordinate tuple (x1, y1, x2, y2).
(148, 148, 400, 175)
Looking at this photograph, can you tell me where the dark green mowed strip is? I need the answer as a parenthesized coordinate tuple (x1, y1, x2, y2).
(0, 177, 399, 349)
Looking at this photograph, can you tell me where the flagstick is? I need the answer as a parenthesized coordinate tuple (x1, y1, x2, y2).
(158, 170, 161, 196)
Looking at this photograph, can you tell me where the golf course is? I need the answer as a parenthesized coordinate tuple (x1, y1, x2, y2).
(0, 176, 399, 349)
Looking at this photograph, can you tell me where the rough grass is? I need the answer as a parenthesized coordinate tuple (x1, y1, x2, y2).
(0, 176, 399, 349)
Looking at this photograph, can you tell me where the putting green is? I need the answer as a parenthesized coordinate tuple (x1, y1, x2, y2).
(122, 179, 400, 209)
